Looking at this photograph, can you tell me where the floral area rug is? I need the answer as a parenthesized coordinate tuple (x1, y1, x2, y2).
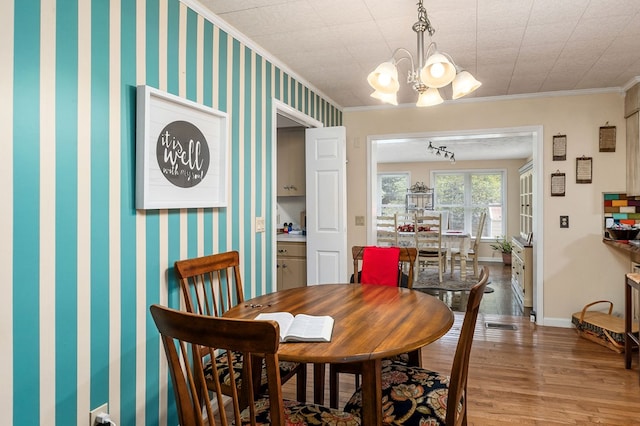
(412, 269, 494, 293)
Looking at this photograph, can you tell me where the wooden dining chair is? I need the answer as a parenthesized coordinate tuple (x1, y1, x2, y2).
(415, 213, 448, 282)
(329, 245, 420, 408)
(344, 266, 490, 425)
(376, 215, 398, 246)
(149, 304, 360, 426)
(174, 251, 307, 405)
(451, 211, 486, 278)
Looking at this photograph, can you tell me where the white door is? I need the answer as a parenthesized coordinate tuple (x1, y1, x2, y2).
(305, 126, 347, 285)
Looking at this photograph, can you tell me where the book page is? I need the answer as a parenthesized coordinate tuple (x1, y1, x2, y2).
(284, 314, 334, 342)
(255, 312, 294, 342)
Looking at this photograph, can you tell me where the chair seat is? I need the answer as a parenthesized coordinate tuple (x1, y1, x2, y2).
(344, 361, 461, 426)
(204, 352, 301, 390)
(241, 398, 361, 425)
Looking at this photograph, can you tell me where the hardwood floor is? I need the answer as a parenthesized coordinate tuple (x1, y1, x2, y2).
(278, 261, 640, 424)
(422, 260, 531, 316)
(282, 313, 640, 425)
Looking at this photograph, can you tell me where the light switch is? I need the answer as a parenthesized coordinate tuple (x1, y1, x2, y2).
(256, 217, 265, 232)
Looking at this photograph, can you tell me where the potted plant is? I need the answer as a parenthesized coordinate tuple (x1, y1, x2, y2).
(490, 235, 512, 265)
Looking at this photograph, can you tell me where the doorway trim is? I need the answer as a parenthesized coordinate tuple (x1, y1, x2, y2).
(366, 125, 545, 324)
(271, 100, 322, 291)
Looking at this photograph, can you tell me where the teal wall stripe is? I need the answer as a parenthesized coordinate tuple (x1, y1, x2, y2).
(166, 0, 179, 95)
(275, 67, 281, 102)
(12, 0, 41, 424)
(216, 29, 228, 252)
(145, 0, 159, 88)
(89, 0, 111, 410)
(166, 210, 179, 425)
(202, 20, 214, 255)
(230, 39, 241, 251)
(186, 8, 199, 260)
(144, 213, 161, 426)
(55, 0, 79, 422)
(265, 63, 274, 292)
(202, 21, 213, 107)
(254, 54, 263, 293)
(120, 0, 138, 423)
(166, 4, 182, 424)
(144, 1, 161, 422)
(185, 8, 197, 102)
(283, 72, 289, 104)
(243, 46, 252, 294)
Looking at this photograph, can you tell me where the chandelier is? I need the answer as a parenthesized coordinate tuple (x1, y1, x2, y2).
(367, 0, 481, 107)
(427, 141, 455, 163)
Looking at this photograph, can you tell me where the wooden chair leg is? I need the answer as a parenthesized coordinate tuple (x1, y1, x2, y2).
(329, 364, 339, 408)
(297, 364, 308, 403)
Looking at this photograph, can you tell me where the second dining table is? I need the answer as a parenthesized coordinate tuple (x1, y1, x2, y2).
(224, 283, 454, 425)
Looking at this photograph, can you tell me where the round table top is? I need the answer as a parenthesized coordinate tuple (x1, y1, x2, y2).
(224, 283, 454, 364)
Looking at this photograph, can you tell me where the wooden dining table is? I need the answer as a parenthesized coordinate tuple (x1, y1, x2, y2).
(224, 283, 454, 425)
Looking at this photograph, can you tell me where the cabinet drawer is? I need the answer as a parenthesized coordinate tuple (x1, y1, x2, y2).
(277, 242, 306, 257)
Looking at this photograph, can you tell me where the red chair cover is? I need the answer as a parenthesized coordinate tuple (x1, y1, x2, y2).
(360, 246, 401, 286)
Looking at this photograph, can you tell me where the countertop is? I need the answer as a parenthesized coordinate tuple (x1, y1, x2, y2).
(277, 233, 307, 243)
(603, 238, 640, 262)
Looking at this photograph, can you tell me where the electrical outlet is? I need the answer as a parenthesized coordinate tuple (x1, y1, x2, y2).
(355, 215, 365, 226)
(90, 403, 108, 426)
(560, 215, 569, 228)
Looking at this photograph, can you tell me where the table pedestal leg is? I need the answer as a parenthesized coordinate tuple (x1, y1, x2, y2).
(360, 358, 382, 426)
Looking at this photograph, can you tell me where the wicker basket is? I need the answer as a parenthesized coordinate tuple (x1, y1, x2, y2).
(571, 300, 638, 353)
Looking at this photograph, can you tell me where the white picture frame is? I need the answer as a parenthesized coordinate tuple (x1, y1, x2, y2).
(136, 85, 229, 209)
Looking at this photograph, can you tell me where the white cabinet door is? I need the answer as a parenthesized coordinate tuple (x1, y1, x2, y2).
(305, 126, 347, 285)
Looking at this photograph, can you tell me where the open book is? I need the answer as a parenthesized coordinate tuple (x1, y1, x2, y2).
(255, 312, 334, 343)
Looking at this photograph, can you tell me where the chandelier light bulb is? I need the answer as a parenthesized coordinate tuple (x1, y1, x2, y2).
(429, 62, 445, 79)
(377, 73, 392, 87)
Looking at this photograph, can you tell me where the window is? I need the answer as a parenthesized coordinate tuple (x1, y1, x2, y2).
(432, 170, 506, 238)
(377, 173, 410, 216)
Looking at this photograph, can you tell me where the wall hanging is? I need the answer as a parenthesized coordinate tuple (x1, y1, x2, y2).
(135, 85, 229, 209)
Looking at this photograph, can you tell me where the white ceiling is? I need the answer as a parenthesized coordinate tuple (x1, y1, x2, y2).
(196, 0, 640, 162)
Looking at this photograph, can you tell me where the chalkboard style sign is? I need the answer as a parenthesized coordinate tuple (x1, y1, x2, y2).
(136, 85, 228, 209)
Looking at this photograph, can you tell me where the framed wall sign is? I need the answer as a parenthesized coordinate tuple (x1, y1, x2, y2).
(551, 171, 566, 196)
(599, 124, 616, 152)
(553, 134, 567, 161)
(576, 156, 592, 184)
(135, 85, 229, 209)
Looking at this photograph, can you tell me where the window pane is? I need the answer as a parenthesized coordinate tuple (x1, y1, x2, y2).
(378, 173, 409, 216)
(434, 174, 464, 205)
(433, 170, 505, 236)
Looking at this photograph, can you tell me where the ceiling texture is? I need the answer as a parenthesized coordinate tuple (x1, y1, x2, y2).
(197, 0, 640, 162)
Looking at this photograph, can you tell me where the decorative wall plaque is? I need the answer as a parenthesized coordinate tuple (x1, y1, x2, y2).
(553, 135, 567, 161)
(551, 171, 566, 196)
(135, 85, 229, 209)
(599, 124, 616, 152)
(576, 156, 592, 184)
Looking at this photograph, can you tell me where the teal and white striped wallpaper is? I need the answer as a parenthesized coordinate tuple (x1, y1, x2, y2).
(0, 0, 341, 424)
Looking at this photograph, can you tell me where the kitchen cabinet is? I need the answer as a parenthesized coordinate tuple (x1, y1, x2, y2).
(511, 236, 532, 308)
(519, 161, 533, 238)
(277, 127, 306, 196)
(626, 83, 640, 196)
(276, 241, 307, 290)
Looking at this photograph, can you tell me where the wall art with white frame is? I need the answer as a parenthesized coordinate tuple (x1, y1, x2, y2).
(136, 85, 228, 209)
